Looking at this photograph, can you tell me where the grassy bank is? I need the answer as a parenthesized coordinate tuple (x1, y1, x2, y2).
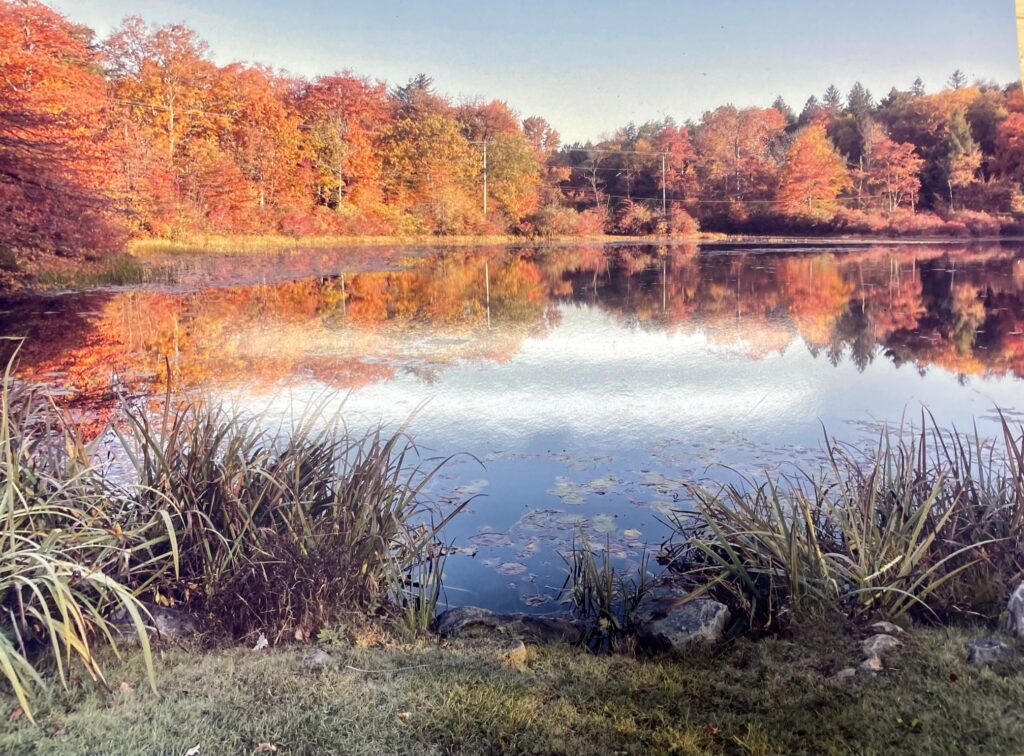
(1, 625, 1022, 755)
(128, 233, 696, 255)
(126, 232, 1021, 257)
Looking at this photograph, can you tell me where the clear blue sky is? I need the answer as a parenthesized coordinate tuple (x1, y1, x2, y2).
(55, 0, 1018, 143)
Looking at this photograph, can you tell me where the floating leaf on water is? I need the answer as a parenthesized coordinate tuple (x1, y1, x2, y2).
(445, 479, 488, 500)
(482, 558, 500, 567)
(520, 594, 551, 607)
(591, 514, 617, 534)
(556, 513, 587, 527)
(546, 476, 588, 504)
(623, 528, 642, 539)
(496, 562, 528, 576)
(650, 500, 678, 517)
(587, 476, 619, 492)
(511, 509, 564, 533)
(469, 532, 512, 548)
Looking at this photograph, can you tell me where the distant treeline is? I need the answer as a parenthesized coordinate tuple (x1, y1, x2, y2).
(4, 1, 1024, 265)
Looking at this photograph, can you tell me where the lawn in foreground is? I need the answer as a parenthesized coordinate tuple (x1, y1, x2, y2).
(1, 624, 1022, 755)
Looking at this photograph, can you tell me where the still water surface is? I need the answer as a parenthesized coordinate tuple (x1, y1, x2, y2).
(3, 242, 1024, 611)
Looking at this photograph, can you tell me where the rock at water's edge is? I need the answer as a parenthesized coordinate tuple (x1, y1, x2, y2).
(111, 602, 198, 639)
(1008, 582, 1024, 638)
(966, 637, 1014, 667)
(862, 634, 903, 660)
(632, 583, 729, 651)
(433, 606, 583, 644)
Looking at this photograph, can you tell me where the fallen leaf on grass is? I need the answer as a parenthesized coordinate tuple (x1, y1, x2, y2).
(253, 744, 277, 753)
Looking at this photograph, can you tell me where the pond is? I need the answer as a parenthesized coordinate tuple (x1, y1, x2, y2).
(3, 241, 1024, 613)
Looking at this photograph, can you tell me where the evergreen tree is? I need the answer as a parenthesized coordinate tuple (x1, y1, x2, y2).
(846, 82, 875, 119)
(798, 95, 822, 125)
(823, 84, 843, 112)
(911, 77, 926, 96)
(948, 69, 968, 90)
(771, 96, 797, 128)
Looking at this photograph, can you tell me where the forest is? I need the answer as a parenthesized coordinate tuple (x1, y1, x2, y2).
(6, 0, 1024, 270)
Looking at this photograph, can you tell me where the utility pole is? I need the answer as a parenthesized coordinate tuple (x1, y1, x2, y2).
(660, 154, 667, 217)
(1018, 0, 1024, 90)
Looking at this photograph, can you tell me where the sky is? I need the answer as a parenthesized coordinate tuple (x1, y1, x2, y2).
(54, 0, 1019, 143)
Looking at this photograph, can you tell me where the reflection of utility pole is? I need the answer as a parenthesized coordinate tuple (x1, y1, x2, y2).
(484, 260, 491, 328)
(661, 154, 667, 218)
(662, 258, 667, 313)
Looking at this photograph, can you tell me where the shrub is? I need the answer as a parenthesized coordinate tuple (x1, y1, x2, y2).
(667, 204, 700, 234)
(572, 207, 608, 236)
(662, 416, 1024, 629)
(118, 397, 465, 641)
(0, 354, 173, 721)
(612, 200, 659, 235)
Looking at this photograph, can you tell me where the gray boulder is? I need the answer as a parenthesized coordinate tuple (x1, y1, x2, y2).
(869, 621, 904, 636)
(111, 602, 198, 640)
(966, 637, 1014, 667)
(433, 606, 582, 644)
(632, 583, 729, 652)
(1008, 582, 1024, 638)
(862, 633, 903, 659)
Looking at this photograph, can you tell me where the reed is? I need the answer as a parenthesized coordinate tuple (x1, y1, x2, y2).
(662, 415, 1024, 629)
(117, 393, 465, 641)
(0, 349, 173, 721)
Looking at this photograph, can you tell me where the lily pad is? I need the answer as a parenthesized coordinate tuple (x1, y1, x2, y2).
(495, 562, 528, 576)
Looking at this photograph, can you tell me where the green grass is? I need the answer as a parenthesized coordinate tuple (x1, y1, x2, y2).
(32, 254, 176, 288)
(0, 625, 1021, 754)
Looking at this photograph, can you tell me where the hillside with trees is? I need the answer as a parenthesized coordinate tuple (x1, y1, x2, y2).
(4, 0, 1024, 274)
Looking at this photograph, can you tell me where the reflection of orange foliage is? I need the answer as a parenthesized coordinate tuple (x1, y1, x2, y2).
(7, 245, 1024, 416)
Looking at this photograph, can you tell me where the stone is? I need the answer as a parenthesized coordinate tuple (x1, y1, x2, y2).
(966, 637, 1014, 667)
(632, 583, 729, 652)
(862, 634, 903, 659)
(501, 640, 528, 669)
(832, 667, 858, 683)
(434, 606, 499, 638)
(309, 649, 333, 666)
(869, 621, 905, 636)
(859, 655, 884, 674)
(1008, 582, 1024, 638)
(433, 606, 583, 644)
(110, 602, 198, 640)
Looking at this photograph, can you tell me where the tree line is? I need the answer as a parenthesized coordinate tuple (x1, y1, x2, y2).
(4, 0, 1024, 266)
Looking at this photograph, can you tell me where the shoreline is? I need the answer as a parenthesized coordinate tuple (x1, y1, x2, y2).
(127, 232, 1024, 256)
(3, 624, 1022, 754)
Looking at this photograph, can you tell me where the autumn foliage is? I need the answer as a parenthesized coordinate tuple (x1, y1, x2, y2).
(5, 0, 1024, 272)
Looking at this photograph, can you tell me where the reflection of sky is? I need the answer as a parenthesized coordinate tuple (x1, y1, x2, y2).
(231, 304, 1022, 453)
(222, 302, 1024, 613)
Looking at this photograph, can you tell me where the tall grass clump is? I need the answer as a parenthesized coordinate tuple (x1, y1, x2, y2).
(663, 416, 1024, 630)
(0, 350, 174, 720)
(561, 534, 651, 651)
(119, 396, 465, 641)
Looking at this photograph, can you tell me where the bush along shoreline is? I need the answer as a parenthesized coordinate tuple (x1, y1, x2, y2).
(0, 352, 465, 720)
(3, 350, 1024, 735)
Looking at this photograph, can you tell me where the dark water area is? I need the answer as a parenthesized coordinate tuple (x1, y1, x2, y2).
(3, 242, 1024, 612)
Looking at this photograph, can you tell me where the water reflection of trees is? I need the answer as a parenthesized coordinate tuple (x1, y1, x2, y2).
(4, 244, 1024, 410)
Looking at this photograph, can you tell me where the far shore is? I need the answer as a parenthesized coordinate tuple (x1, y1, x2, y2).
(128, 232, 1024, 256)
